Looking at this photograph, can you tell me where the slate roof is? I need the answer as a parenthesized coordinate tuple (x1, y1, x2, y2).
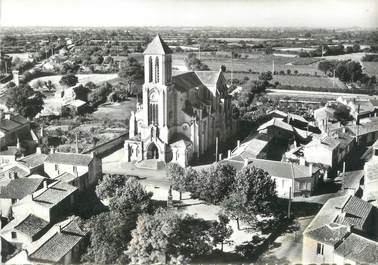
(29, 218, 87, 263)
(257, 118, 294, 132)
(45, 152, 93, 166)
(0, 178, 44, 199)
(342, 170, 363, 191)
(33, 181, 77, 208)
(14, 214, 49, 239)
(305, 223, 349, 246)
(143, 34, 172, 55)
(172, 72, 204, 92)
(195, 71, 220, 87)
(335, 196, 373, 230)
(0, 165, 29, 180)
(335, 233, 378, 264)
(17, 153, 47, 169)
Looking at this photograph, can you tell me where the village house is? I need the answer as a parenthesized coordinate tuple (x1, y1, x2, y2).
(44, 152, 102, 191)
(125, 34, 237, 167)
(11, 180, 77, 223)
(363, 139, 378, 207)
(0, 111, 31, 150)
(337, 96, 377, 123)
(204, 156, 323, 198)
(0, 175, 46, 219)
(303, 195, 378, 265)
(2, 216, 88, 265)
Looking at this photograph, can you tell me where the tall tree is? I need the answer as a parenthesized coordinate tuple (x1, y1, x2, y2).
(209, 213, 233, 251)
(167, 163, 186, 200)
(59, 73, 78, 87)
(6, 83, 45, 119)
(95, 174, 129, 200)
(118, 57, 143, 93)
(222, 165, 277, 229)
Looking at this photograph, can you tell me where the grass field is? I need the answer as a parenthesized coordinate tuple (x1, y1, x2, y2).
(93, 98, 137, 121)
(29, 73, 118, 88)
(364, 62, 378, 76)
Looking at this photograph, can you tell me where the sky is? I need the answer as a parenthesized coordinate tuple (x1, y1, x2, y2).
(1, 0, 377, 28)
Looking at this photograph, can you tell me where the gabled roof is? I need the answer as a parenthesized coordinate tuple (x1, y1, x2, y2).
(0, 114, 29, 133)
(0, 178, 44, 199)
(45, 152, 93, 166)
(143, 34, 172, 55)
(195, 71, 220, 87)
(335, 233, 378, 264)
(305, 223, 349, 246)
(231, 133, 272, 158)
(32, 181, 77, 209)
(17, 153, 47, 169)
(14, 214, 49, 239)
(172, 71, 204, 92)
(29, 217, 87, 263)
(257, 118, 294, 133)
(335, 196, 373, 230)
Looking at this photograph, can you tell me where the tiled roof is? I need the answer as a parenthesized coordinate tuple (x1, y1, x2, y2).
(287, 113, 308, 124)
(45, 152, 93, 166)
(305, 223, 349, 246)
(232, 134, 272, 158)
(143, 34, 172, 55)
(335, 233, 378, 264)
(29, 218, 87, 263)
(33, 181, 77, 208)
(335, 196, 373, 230)
(0, 165, 29, 180)
(14, 214, 49, 239)
(17, 153, 47, 168)
(0, 178, 44, 199)
(0, 114, 29, 132)
(221, 157, 317, 179)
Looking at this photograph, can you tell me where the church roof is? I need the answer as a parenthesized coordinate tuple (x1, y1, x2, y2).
(143, 34, 172, 55)
(195, 71, 220, 87)
(172, 72, 203, 92)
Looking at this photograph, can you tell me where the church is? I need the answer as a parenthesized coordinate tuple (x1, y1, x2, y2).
(124, 35, 238, 167)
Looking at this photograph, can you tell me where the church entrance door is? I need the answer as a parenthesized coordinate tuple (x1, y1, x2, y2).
(147, 143, 159, 159)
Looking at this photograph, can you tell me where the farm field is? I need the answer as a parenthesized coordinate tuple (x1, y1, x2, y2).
(226, 72, 346, 89)
(28, 73, 118, 88)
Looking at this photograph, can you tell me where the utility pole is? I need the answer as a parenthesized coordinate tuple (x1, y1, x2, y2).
(288, 186, 292, 219)
(333, 68, 336, 88)
(198, 43, 201, 60)
(272, 59, 275, 75)
(230, 50, 233, 84)
(215, 136, 219, 162)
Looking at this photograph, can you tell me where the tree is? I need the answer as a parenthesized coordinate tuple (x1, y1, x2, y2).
(167, 163, 186, 200)
(6, 83, 45, 119)
(184, 53, 209, 71)
(194, 163, 236, 204)
(95, 174, 129, 200)
(333, 104, 352, 125)
(73, 84, 91, 102)
(318, 60, 336, 75)
(222, 165, 277, 229)
(127, 209, 213, 264)
(258, 71, 273, 82)
(118, 57, 143, 93)
(59, 73, 78, 87)
(209, 213, 233, 251)
(109, 178, 153, 218)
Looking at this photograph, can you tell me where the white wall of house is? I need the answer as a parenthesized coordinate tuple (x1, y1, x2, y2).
(304, 145, 333, 167)
(302, 236, 336, 264)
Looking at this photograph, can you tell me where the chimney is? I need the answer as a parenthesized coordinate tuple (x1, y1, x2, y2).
(228, 150, 231, 158)
(237, 140, 240, 148)
(57, 224, 62, 234)
(36, 146, 42, 154)
(309, 163, 313, 175)
(218, 153, 222, 161)
(244, 158, 249, 167)
(12, 70, 19, 87)
(43, 179, 48, 190)
(343, 162, 346, 175)
(40, 125, 44, 138)
(16, 138, 20, 149)
(4, 113, 11, 120)
(50, 147, 55, 154)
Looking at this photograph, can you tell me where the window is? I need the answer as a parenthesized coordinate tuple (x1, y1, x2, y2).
(11, 232, 17, 239)
(155, 57, 159, 83)
(316, 242, 324, 255)
(148, 57, 153, 82)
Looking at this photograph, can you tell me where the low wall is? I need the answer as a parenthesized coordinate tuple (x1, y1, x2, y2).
(82, 133, 128, 158)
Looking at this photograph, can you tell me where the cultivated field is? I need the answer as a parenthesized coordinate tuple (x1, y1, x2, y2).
(93, 98, 137, 121)
(363, 62, 378, 76)
(226, 72, 346, 89)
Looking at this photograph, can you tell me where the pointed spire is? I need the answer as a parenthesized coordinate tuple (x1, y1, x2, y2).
(144, 34, 172, 55)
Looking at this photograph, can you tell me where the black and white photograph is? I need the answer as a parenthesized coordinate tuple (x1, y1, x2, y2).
(0, 0, 377, 264)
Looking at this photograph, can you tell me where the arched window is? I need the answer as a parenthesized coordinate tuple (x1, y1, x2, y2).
(148, 57, 153, 82)
(155, 56, 159, 83)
